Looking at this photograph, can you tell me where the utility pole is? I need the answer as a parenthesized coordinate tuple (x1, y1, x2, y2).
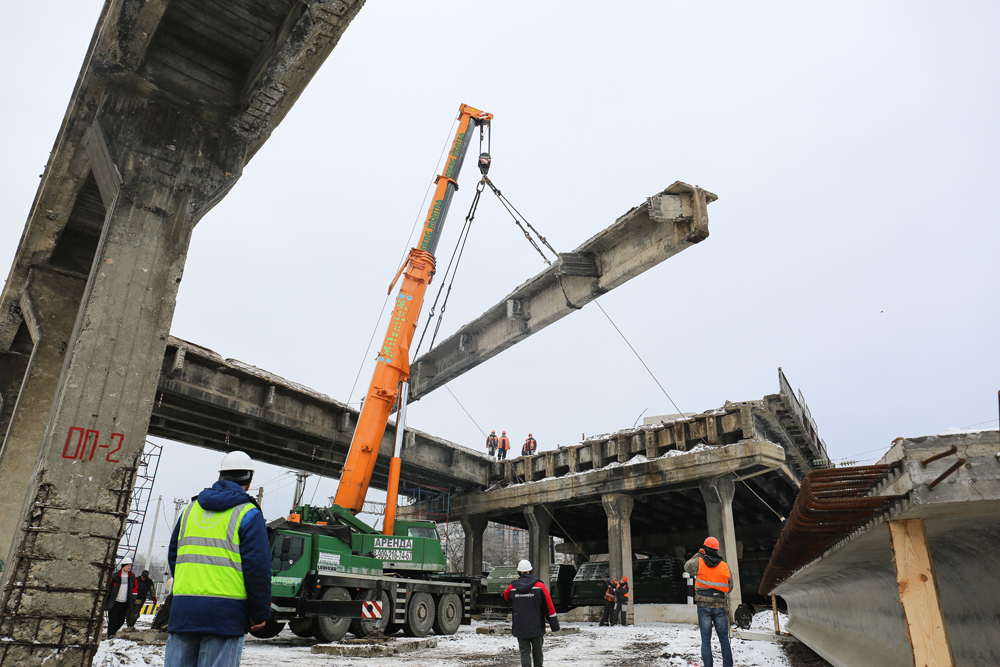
(142, 495, 163, 574)
(172, 497, 187, 532)
(256, 486, 264, 506)
(292, 472, 310, 508)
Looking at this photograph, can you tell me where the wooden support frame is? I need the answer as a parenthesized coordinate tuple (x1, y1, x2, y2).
(887, 519, 955, 667)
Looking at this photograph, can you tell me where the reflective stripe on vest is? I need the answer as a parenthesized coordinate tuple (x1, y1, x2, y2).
(174, 501, 254, 600)
(695, 558, 731, 594)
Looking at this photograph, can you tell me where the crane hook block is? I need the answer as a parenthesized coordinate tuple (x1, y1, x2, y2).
(478, 152, 492, 175)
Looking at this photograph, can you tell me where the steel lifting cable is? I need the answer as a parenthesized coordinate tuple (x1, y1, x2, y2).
(487, 186, 786, 521)
(413, 179, 486, 357)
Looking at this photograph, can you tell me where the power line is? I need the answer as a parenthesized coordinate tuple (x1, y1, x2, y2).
(445, 385, 487, 438)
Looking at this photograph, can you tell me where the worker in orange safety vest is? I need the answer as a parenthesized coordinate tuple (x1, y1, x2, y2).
(486, 430, 499, 459)
(614, 575, 629, 626)
(498, 431, 511, 460)
(522, 434, 537, 456)
(684, 536, 733, 667)
(599, 579, 617, 626)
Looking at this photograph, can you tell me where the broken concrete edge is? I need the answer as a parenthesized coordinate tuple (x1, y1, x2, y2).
(732, 630, 799, 643)
(311, 637, 438, 655)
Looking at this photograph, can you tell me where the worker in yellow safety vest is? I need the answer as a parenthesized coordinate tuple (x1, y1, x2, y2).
(164, 451, 272, 667)
(684, 537, 733, 667)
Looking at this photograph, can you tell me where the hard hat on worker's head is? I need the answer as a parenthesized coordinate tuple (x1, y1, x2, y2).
(219, 451, 255, 484)
(517, 559, 532, 573)
(492, 430, 496, 433)
(502, 431, 506, 434)
(528, 433, 532, 437)
(703, 536, 720, 551)
(622, 576, 628, 582)
(119, 556, 132, 566)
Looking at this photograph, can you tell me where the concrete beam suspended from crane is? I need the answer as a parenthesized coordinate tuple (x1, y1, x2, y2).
(408, 181, 717, 400)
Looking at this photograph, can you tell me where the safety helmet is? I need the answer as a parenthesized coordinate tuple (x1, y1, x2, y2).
(219, 451, 255, 484)
(528, 433, 532, 436)
(502, 431, 506, 434)
(517, 559, 532, 573)
(492, 430, 496, 433)
(622, 576, 627, 582)
(119, 556, 133, 566)
(703, 536, 720, 550)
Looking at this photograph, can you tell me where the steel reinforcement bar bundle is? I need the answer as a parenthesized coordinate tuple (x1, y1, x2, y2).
(759, 465, 906, 595)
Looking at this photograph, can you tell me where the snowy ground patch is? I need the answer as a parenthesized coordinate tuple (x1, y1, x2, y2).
(95, 618, 797, 666)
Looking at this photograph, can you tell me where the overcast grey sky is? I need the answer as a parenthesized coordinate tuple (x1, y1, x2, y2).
(2, 2, 998, 560)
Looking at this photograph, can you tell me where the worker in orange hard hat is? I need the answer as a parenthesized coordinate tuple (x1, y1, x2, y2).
(497, 431, 511, 460)
(685, 537, 733, 667)
(522, 433, 537, 457)
(614, 575, 630, 625)
(486, 430, 499, 460)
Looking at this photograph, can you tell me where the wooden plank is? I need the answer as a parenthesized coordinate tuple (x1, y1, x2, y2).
(887, 519, 955, 667)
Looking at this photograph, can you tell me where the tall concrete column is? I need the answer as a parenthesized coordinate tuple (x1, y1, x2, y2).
(699, 478, 742, 618)
(0, 270, 87, 563)
(523, 505, 551, 586)
(602, 493, 634, 625)
(0, 95, 244, 666)
(459, 515, 488, 577)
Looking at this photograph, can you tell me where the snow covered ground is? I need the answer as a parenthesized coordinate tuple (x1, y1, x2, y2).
(94, 614, 797, 667)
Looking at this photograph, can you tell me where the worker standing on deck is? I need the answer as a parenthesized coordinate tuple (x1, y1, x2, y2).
(498, 431, 511, 460)
(614, 575, 630, 626)
(685, 537, 733, 667)
(164, 451, 272, 667)
(522, 433, 537, 456)
(487, 430, 499, 459)
(503, 559, 561, 667)
(599, 579, 618, 626)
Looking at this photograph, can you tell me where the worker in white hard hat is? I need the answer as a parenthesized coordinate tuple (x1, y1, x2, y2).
(164, 451, 272, 667)
(502, 559, 561, 667)
(104, 556, 137, 639)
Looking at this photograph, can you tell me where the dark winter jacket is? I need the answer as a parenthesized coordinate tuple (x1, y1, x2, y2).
(487, 435, 499, 451)
(104, 569, 137, 611)
(167, 480, 272, 636)
(503, 574, 560, 638)
(615, 580, 629, 604)
(684, 550, 730, 608)
(135, 575, 157, 603)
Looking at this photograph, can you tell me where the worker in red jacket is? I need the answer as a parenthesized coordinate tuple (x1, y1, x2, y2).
(522, 434, 537, 456)
(498, 431, 511, 460)
(503, 559, 560, 667)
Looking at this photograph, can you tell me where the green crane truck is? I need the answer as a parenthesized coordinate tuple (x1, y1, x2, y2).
(252, 504, 474, 642)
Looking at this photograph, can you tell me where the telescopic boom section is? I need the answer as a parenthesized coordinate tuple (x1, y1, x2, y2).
(333, 104, 493, 519)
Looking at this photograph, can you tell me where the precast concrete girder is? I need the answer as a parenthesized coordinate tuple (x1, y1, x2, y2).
(555, 522, 784, 557)
(150, 337, 489, 492)
(418, 440, 784, 517)
(409, 182, 717, 401)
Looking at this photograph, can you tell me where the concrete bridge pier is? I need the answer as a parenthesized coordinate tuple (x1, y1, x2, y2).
(699, 478, 743, 618)
(0, 270, 87, 560)
(524, 505, 552, 587)
(602, 493, 635, 625)
(459, 515, 488, 577)
(0, 94, 244, 666)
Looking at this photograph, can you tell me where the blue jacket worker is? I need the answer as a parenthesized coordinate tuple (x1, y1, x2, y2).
(503, 559, 561, 667)
(165, 451, 272, 667)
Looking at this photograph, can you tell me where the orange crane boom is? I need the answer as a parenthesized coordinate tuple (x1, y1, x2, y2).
(333, 104, 493, 535)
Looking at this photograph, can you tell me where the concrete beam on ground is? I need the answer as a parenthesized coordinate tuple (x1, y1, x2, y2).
(409, 182, 716, 401)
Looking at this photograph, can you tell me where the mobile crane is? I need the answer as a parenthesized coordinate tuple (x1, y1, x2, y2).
(255, 104, 493, 642)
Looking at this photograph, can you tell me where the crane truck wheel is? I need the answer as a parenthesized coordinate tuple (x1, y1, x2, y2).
(248, 618, 285, 639)
(288, 618, 315, 638)
(402, 592, 434, 637)
(350, 589, 390, 638)
(313, 587, 352, 642)
(432, 593, 462, 635)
